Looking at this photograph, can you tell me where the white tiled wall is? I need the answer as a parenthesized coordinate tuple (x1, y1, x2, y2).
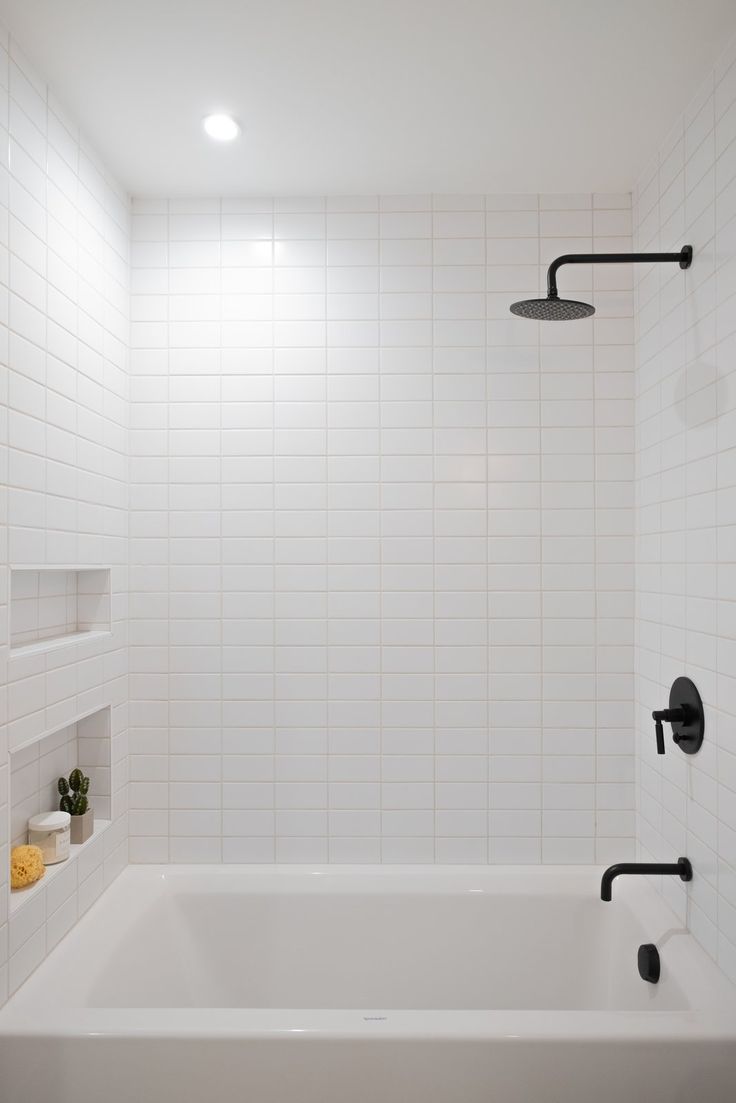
(633, 34, 736, 982)
(129, 191, 635, 866)
(0, 31, 129, 1005)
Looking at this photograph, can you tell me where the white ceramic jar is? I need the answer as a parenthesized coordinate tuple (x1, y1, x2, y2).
(28, 810, 71, 864)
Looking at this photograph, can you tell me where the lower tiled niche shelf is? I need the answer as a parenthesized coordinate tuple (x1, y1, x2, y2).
(9, 818, 112, 916)
(8, 705, 113, 916)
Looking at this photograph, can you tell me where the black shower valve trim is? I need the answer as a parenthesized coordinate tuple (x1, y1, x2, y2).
(652, 676, 704, 756)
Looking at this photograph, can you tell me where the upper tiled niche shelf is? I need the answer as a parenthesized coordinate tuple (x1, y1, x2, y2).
(9, 568, 112, 658)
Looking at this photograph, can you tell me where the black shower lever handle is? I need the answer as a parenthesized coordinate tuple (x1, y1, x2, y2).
(651, 706, 687, 754)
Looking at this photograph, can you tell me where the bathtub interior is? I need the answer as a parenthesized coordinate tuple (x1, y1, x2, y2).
(4, 865, 725, 1016)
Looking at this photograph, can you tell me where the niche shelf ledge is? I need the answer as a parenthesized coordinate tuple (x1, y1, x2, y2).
(9, 629, 112, 660)
(10, 819, 112, 916)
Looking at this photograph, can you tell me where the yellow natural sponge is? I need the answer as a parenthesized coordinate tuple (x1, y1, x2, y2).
(10, 845, 45, 890)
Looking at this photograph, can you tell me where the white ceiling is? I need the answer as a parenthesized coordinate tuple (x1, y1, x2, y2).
(0, 0, 735, 197)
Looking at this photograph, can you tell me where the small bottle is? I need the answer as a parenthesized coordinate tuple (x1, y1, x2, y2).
(28, 811, 71, 865)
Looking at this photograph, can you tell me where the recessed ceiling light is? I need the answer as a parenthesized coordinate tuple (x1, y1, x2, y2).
(202, 114, 240, 142)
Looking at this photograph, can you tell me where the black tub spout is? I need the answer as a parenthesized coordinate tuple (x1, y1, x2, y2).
(600, 858, 692, 901)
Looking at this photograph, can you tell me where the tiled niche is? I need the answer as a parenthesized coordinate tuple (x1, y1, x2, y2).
(9, 706, 113, 915)
(9, 568, 111, 657)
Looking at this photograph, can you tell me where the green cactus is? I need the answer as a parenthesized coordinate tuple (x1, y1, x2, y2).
(73, 793, 88, 815)
(58, 768, 91, 816)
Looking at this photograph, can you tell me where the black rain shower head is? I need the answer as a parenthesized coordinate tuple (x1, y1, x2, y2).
(510, 245, 692, 321)
(510, 297, 594, 321)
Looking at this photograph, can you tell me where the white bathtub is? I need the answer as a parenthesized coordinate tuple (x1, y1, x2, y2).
(1, 864, 735, 1103)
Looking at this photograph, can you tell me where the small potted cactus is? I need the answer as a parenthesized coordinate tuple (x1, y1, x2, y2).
(58, 768, 94, 844)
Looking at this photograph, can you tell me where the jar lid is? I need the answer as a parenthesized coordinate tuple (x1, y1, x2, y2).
(29, 811, 71, 832)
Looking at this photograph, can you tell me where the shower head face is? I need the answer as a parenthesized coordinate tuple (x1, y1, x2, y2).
(510, 296, 595, 321)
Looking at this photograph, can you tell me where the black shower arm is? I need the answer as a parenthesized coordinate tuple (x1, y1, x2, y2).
(546, 246, 692, 299)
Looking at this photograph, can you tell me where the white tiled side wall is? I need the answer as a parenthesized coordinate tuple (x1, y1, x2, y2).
(129, 191, 635, 866)
(0, 32, 130, 1006)
(633, 34, 736, 981)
